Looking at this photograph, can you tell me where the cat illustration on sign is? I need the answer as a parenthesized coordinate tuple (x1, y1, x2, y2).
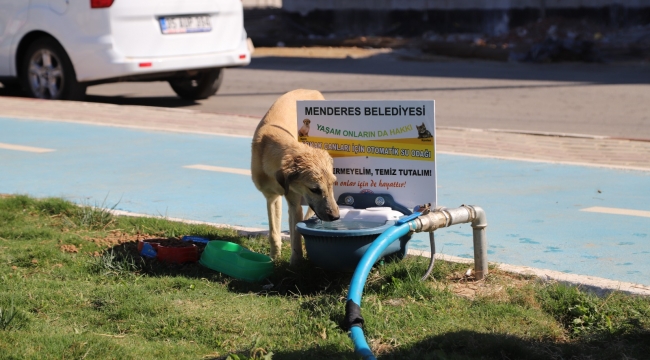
(416, 122, 432, 139)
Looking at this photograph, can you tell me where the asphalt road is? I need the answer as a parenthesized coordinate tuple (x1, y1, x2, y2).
(2, 52, 649, 139)
(78, 53, 650, 140)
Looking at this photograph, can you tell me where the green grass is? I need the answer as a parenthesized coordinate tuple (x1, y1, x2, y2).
(0, 195, 649, 359)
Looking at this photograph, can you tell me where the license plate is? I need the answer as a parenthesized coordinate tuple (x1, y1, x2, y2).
(159, 15, 211, 34)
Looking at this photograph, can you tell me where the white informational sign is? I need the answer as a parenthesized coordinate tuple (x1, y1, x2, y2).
(297, 100, 436, 212)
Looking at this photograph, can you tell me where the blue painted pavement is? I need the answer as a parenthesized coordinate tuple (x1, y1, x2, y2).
(1, 117, 648, 285)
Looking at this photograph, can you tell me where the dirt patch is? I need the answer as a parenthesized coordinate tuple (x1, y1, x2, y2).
(384, 298, 409, 307)
(245, 8, 650, 63)
(441, 268, 532, 301)
(84, 230, 153, 248)
(370, 337, 400, 357)
(253, 46, 392, 59)
(60, 244, 79, 253)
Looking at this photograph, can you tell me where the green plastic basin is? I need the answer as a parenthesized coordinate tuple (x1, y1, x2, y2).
(199, 240, 273, 282)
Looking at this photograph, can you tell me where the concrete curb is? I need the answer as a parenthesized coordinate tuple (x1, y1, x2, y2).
(109, 208, 650, 297)
(408, 249, 650, 297)
(0, 97, 260, 138)
(438, 126, 611, 140)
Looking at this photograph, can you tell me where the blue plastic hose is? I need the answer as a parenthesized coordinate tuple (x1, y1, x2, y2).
(349, 326, 374, 359)
(346, 221, 417, 360)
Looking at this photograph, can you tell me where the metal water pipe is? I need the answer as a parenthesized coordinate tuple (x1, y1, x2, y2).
(414, 204, 488, 279)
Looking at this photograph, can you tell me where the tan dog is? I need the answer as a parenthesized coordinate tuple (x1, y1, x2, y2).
(298, 118, 311, 137)
(251, 89, 340, 265)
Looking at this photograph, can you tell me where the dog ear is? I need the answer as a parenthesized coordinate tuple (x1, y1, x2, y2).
(276, 153, 305, 196)
(275, 169, 300, 196)
(275, 170, 289, 195)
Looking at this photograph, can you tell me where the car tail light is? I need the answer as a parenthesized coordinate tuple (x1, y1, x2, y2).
(91, 0, 114, 8)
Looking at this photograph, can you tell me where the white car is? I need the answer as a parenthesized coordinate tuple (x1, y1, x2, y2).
(0, 0, 251, 100)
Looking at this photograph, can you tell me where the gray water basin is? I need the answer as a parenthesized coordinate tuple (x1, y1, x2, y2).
(296, 218, 409, 272)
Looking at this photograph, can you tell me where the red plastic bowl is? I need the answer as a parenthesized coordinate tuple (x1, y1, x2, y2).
(156, 244, 199, 263)
(137, 239, 164, 252)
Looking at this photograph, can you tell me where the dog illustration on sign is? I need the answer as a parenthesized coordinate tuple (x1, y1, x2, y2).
(416, 122, 433, 139)
(299, 119, 311, 137)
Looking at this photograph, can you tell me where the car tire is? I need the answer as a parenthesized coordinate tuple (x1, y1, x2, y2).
(21, 37, 86, 101)
(0, 80, 24, 96)
(168, 68, 223, 100)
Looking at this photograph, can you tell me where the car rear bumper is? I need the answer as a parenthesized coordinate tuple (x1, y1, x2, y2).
(72, 34, 251, 83)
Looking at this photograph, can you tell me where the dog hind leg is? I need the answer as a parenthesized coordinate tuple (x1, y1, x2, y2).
(266, 194, 283, 259)
(286, 192, 304, 265)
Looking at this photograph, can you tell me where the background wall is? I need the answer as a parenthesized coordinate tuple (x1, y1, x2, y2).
(242, 0, 282, 8)
(283, 0, 650, 12)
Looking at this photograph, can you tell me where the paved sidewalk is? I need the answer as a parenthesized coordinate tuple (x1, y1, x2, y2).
(2, 96, 649, 171)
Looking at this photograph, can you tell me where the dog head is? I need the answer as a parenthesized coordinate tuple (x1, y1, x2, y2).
(303, 119, 311, 126)
(275, 146, 340, 221)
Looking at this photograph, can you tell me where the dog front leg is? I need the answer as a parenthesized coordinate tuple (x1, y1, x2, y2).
(286, 192, 304, 265)
(303, 203, 315, 220)
(266, 194, 283, 259)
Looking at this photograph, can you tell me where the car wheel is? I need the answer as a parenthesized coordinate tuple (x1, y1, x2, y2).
(168, 68, 223, 100)
(21, 38, 86, 101)
(0, 80, 24, 96)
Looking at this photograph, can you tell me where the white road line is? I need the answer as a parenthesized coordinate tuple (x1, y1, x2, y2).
(0, 142, 55, 153)
(581, 206, 650, 218)
(183, 164, 251, 176)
